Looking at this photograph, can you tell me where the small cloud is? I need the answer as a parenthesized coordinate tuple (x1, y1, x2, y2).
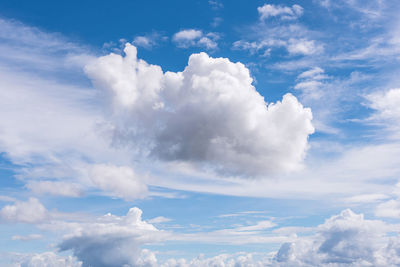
(132, 32, 168, 49)
(287, 38, 324, 55)
(258, 4, 303, 20)
(172, 29, 219, 50)
(148, 216, 172, 224)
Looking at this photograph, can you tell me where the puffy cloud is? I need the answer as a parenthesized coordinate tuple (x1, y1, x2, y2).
(172, 29, 219, 49)
(89, 164, 148, 200)
(19, 252, 82, 267)
(58, 207, 165, 267)
(258, 4, 303, 20)
(271, 209, 400, 266)
(26, 181, 83, 197)
(85, 44, 314, 176)
(0, 198, 47, 224)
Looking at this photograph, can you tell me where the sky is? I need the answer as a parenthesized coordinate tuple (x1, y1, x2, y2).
(1, 0, 400, 266)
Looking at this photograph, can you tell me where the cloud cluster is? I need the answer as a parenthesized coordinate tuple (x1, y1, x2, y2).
(172, 29, 219, 49)
(58, 207, 165, 267)
(85, 43, 314, 176)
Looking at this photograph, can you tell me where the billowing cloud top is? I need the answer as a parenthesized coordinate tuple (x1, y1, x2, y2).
(85, 44, 314, 176)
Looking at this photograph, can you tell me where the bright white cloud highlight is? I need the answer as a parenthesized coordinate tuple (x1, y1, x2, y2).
(85, 44, 314, 176)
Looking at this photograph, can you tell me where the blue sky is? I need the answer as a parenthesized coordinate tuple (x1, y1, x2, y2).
(1, 0, 400, 266)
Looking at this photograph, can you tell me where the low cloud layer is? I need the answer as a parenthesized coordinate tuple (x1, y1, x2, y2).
(85, 44, 314, 176)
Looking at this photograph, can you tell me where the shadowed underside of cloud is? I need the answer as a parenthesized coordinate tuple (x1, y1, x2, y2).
(85, 44, 314, 177)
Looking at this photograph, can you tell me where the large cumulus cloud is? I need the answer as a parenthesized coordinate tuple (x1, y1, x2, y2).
(58, 207, 165, 267)
(272, 209, 400, 266)
(85, 44, 314, 176)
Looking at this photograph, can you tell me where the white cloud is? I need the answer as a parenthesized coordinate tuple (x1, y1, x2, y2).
(85, 43, 314, 176)
(26, 181, 83, 197)
(375, 199, 400, 218)
(58, 207, 166, 267)
(148, 216, 172, 224)
(133, 36, 154, 49)
(271, 209, 400, 266)
(0, 198, 48, 224)
(295, 67, 328, 100)
(172, 29, 219, 49)
(258, 4, 303, 20)
(89, 164, 148, 200)
(287, 38, 324, 55)
(233, 25, 323, 57)
(133, 33, 167, 49)
(366, 88, 400, 136)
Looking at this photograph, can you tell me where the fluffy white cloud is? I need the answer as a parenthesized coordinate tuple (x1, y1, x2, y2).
(0, 198, 47, 224)
(258, 4, 303, 20)
(85, 44, 314, 176)
(172, 29, 219, 49)
(58, 207, 165, 267)
(89, 164, 148, 200)
(271, 209, 400, 266)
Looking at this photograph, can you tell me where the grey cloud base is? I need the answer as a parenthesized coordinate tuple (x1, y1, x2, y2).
(85, 44, 314, 177)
